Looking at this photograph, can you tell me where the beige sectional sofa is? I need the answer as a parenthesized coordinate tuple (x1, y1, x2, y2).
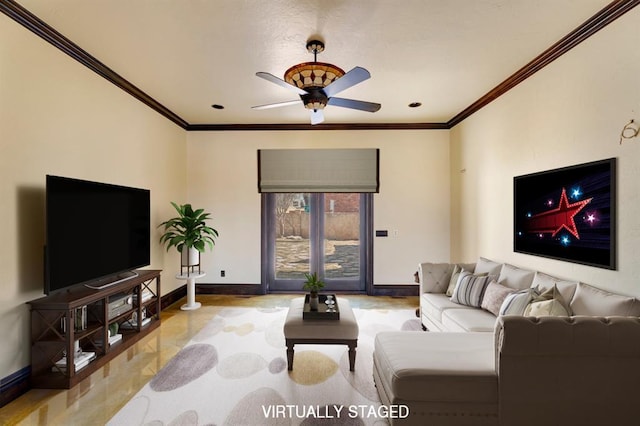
(372, 258, 640, 425)
(418, 257, 640, 332)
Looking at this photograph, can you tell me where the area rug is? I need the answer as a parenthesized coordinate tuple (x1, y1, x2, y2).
(109, 304, 420, 426)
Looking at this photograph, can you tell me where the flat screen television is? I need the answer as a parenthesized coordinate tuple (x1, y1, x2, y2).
(513, 158, 616, 270)
(45, 175, 151, 294)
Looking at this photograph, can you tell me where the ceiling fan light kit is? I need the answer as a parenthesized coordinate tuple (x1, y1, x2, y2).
(284, 40, 345, 92)
(284, 62, 345, 91)
(253, 39, 381, 124)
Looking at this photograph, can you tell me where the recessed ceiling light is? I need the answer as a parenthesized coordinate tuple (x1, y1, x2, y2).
(211, 104, 225, 110)
(408, 102, 422, 108)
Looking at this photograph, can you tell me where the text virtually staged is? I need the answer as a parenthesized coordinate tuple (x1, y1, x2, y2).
(261, 404, 410, 420)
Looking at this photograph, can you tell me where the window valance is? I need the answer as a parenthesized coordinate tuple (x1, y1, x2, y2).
(258, 148, 379, 193)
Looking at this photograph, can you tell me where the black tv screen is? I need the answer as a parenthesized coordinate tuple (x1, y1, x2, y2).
(45, 175, 150, 294)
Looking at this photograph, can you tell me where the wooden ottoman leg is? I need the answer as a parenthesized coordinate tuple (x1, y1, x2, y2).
(286, 339, 295, 371)
(348, 341, 357, 371)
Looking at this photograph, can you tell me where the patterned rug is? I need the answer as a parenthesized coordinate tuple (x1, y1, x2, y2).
(109, 304, 420, 426)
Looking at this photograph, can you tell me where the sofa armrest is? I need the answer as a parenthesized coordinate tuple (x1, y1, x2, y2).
(417, 262, 477, 294)
(495, 315, 640, 426)
(417, 262, 455, 293)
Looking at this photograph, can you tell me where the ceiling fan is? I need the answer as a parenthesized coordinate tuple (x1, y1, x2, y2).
(252, 39, 381, 125)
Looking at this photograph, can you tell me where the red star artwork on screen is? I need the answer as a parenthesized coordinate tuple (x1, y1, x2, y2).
(524, 188, 592, 239)
(514, 158, 615, 269)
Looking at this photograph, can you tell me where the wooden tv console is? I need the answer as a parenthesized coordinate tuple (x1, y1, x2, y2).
(27, 269, 161, 389)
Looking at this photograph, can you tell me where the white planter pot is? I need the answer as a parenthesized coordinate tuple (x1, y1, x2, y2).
(181, 247, 200, 267)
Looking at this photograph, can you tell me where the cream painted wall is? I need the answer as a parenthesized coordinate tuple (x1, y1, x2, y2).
(186, 130, 451, 286)
(450, 9, 640, 296)
(0, 16, 187, 379)
(8, 0, 636, 396)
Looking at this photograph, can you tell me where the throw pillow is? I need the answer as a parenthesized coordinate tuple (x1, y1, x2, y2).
(524, 298, 570, 317)
(569, 282, 636, 316)
(481, 280, 515, 316)
(450, 271, 494, 308)
(497, 263, 535, 290)
(524, 286, 570, 316)
(523, 286, 570, 317)
(499, 288, 538, 316)
(531, 271, 578, 307)
(445, 264, 463, 297)
(474, 257, 503, 276)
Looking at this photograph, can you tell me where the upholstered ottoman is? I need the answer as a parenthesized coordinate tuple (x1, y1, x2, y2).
(284, 297, 359, 371)
(373, 331, 498, 426)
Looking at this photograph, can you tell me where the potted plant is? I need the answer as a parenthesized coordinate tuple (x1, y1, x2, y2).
(158, 202, 219, 272)
(303, 272, 325, 311)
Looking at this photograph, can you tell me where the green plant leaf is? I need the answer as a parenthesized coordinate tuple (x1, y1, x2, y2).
(158, 202, 219, 253)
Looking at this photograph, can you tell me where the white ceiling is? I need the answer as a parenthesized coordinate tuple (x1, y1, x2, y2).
(16, 0, 610, 126)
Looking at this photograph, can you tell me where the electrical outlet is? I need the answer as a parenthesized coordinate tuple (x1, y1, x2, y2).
(221, 270, 225, 277)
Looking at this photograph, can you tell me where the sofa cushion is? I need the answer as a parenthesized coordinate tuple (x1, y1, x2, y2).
(481, 281, 515, 316)
(474, 257, 503, 276)
(499, 288, 538, 316)
(451, 271, 494, 308)
(373, 331, 497, 402)
(497, 263, 535, 290)
(531, 272, 578, 307)
(570, 282, 637, 316)
(442, 308, 497, 332)
(421, 293, 471, 324)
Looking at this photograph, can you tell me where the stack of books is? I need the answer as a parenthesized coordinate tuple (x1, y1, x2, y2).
(120, 317, 151, 330)
(53, 351, 96, 373)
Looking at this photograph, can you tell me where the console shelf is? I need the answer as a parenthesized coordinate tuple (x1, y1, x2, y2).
(28, 269, 161, 389)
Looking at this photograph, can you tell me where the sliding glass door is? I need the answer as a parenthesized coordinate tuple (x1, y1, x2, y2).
(263, 193, 372, 292)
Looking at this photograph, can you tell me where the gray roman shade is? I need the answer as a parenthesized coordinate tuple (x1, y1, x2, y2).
(258, 148, 379, 193)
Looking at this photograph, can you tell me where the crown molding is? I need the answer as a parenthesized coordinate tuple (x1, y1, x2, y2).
(0, 0, 189, 129)
(447, 0, 640, 128)
(187, 122, 449, 131)
(2, 0, 638, 132)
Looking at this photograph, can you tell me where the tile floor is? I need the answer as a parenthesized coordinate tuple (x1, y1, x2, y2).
(1, 294, 418, 425)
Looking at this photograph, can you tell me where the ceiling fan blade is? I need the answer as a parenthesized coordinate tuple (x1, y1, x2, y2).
(323, 66, 371, 98)
(310, 109, 324, 125)
(255, 72, 308, 95)
(327, 97, 381, 112)
(251, 100, 302, 110)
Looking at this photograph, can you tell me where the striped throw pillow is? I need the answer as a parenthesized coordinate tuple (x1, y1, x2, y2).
(450, 271, 494, 307)
(499, 288, 538, 315)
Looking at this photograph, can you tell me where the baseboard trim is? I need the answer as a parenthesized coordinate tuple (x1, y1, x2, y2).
(370, 285, 420, 297)
(194, 283, 418, 297)
(196, 283, 265, 295)
(161, 284, 187, 309)
(0, 366, 30, 409)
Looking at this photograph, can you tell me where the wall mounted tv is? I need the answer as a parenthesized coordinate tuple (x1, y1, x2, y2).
(45, 175, 151, 294)
(513, 158, 616, 270)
